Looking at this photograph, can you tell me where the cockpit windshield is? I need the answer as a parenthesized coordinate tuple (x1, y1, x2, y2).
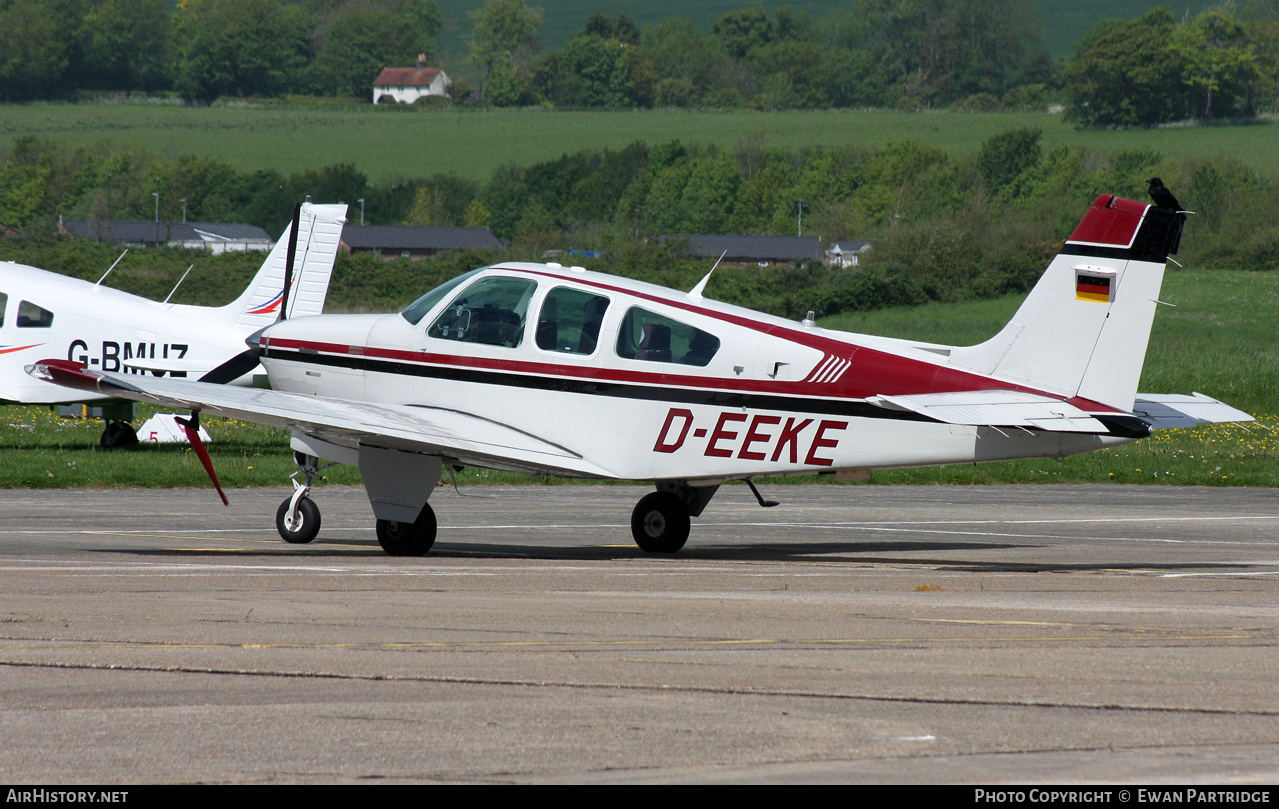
(401, 269, 482, 326)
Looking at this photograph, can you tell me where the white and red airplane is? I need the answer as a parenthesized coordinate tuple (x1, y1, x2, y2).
(1, 203, 347, 411)
(28, 193, 1251, 555)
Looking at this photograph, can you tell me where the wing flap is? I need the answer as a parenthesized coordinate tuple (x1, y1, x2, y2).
(867, 390, 1109, 433)
(1133, 392, 1255, 429)
(27, 360, 612, 478)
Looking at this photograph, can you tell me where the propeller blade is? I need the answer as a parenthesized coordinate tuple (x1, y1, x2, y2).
(279, 202, 302, 322)
(199, 348, 260, 385)
(175, 412, 228, 506)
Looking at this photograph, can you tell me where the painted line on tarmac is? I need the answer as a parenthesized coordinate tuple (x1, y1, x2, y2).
(2, 626, 1265, 654)
(710, 522, 1279, 546)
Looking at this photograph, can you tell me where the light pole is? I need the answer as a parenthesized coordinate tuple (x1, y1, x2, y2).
(180, 198, 187, 223)
(152, 192, 160, 245)
(795, 200, 807, 237)
(358, 198, 365, 226)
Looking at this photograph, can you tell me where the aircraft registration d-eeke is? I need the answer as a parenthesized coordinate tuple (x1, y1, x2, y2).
(30, 193, 1252, 555)
(1, 202, 347, 414)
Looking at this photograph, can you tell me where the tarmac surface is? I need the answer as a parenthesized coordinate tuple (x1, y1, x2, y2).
(0, 483, 1277, 784)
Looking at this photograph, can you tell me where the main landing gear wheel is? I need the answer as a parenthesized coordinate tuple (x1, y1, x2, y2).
(376, 503, 437, 556)
(276, 497, 321, 544)
(631, 491, 691, 554)
(100, 420, 138, 449)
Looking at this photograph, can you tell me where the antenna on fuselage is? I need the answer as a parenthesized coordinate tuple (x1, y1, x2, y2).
(162, 265, 195, 305)
(689, 250, 727, 302)
(278, 202, 302, 321)
(97, 250, 129, 285)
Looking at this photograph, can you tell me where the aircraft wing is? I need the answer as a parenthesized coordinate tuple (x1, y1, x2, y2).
(27, 360, 612, 478)
(1132, 392, 1255, 429)
(865, 390, 1109, 433)
(123, 357, 239, 375)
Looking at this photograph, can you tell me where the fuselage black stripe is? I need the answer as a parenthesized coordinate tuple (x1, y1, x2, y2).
(263, 346, 934, 422)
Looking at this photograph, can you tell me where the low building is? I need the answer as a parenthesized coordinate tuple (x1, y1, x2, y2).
(340, 225, 501, 260)
(373, 55, 451, 104)
(826, 240, 870, 267)
(59, 219, 273, 254)
(661, 234, 823, 267)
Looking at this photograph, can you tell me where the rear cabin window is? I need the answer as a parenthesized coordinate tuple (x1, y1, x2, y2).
(535, 287, 610, 356)
(615, 307, 720, 367)
(427, 276, 536, 348)
(17, 300, 53, 328)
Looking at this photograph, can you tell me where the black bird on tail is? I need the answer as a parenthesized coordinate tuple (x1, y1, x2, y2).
(1145, 177, 1187, 258)
(1147, 177, 1183, 211)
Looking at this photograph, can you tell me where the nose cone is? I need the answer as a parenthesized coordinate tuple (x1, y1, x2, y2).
(245, 324, 271, 351)
(253, 313, 385, 358)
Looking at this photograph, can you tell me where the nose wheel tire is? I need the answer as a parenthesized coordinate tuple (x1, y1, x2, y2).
(276, 497, 321, 544)
(631, 491, 691, 553)
(376, 503, 437, 556)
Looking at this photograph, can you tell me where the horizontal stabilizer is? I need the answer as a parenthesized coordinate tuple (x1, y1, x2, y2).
(867, 390, 1109, 433)
(1132, 393, 1255, 429)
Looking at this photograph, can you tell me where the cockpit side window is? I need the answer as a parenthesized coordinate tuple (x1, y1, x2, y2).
(535, 287, 610, 355)
(401, 269, 481, 325)
(0, 292, 7, 328)
(428, 276, 536, 348)
(615, 307, 720, 367)
(17, 300, 53, 328)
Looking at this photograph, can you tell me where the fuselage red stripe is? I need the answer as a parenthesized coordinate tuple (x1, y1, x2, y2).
(264, 334, 1124, 416)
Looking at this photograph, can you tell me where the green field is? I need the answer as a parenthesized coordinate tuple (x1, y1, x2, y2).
(5, 105, 1278, 183)
(2, 269, 1274, 490)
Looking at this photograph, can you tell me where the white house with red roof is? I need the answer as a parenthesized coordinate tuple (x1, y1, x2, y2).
(372, 54, 451, 104)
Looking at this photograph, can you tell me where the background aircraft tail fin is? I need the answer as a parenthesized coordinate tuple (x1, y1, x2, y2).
(948, 195, 1184, 411)
(224, 203, 347, 327)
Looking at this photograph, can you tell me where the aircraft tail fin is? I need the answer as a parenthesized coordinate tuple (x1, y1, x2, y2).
(948, 195, 1184, 411)
(223, 202, 348, 327)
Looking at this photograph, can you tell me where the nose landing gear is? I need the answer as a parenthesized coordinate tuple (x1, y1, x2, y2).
(275, 452, 331, 544)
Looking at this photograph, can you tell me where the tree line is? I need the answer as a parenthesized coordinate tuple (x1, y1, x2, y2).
(5, 128, 1279, 321)
(0, 0, 442, 103)
(2, 1, 1278, 123)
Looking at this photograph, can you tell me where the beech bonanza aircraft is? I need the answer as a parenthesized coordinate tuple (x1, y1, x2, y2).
(29, 193, 1251, 555)
(0, 203, 346, 424)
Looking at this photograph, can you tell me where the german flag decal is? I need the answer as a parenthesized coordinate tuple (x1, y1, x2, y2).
(1076, 273, 1112, 303)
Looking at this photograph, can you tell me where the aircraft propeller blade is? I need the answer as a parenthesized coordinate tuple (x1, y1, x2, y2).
(278, 202, 302, 322)
(174, 412, 229, 506)
(198, 348, 260, 386)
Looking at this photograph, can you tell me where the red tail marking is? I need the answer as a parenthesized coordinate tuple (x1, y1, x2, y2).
(1068, 194, 1147, 248)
